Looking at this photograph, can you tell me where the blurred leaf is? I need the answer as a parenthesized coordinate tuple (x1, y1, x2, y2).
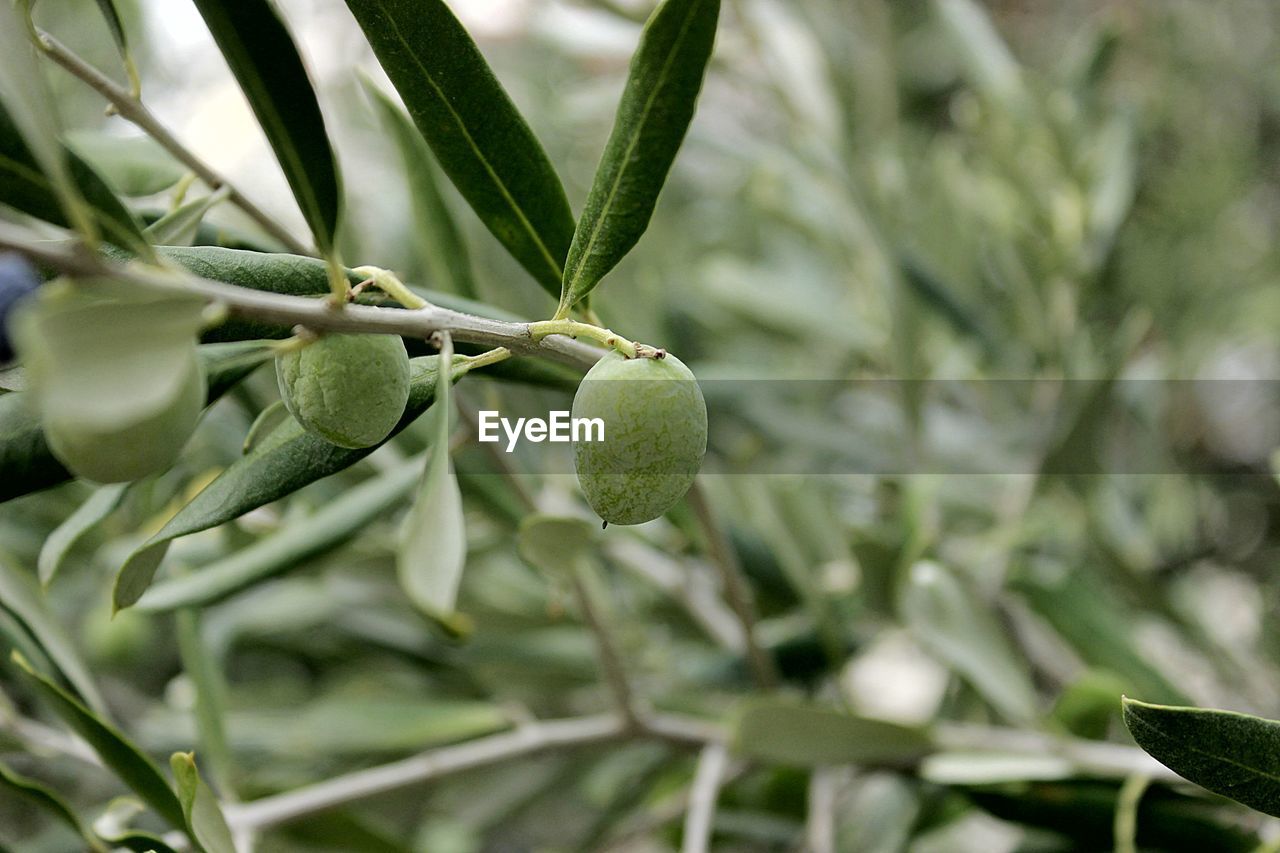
(0, 103, 153, 256)
(344, 0, 575, 297)
(191, 0, 342, 254)
(898, 560, 1039, 724)
(144, 191, 228, 247)
(0, 3, 99, 247)
(398, 334, 467, 628)
(0, 552, 105, 714)
(898, 254, 1000, 358)
(517, 514, 597, 575)
(1051, 670, 1129, 739)
(174, 611, 231, 795)
(1013, 566, 1188, 705)
(139, 460, 421, 611)
(114, 357, 448, 611)
(558, 0, 720, 314)
(38, 483, 130, 587)
(362, 78, 478, 299)
(731, 699, 932, 768)
(170, 752, 235, 853)
(933, 0, 1025, 109)
(0, 759, 106, 851)
(1123, 698, 1280, 817)
(11, 652, 186, 831)
(920, 752, 1074, 785)
(66, 133, 185, 197)
(966, 780, 1259, 852)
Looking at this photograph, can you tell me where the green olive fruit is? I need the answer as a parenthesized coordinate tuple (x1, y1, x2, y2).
(277, 334, 411, 449)
(572, 350, 707, 525)
(44, 352, 206, 484)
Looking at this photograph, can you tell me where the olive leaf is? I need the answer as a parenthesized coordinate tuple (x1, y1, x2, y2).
(65, 132, 186, 197)
(517, 514, 597, 575)
(190, 0, 342, 254)
(344, 0, 575, 298)
(0, 760, 107, 852)
(0, 552, 106, 715)
(114, 357, 448, 612)
(1123, 698, 1280, 818)
(397, 334, 468, 630)
(38, 483, 130, 587)
(899, 560, 1039, 724)
(143, 191, 228, 247)
(558, 0, 721, 315)
(933, 0, 1026, 109)
(731, 699, 933, 768)
(11, 652, 187, 831)
(0, 103, 154, 256)
(0, 2, 99, 247)
(138, 460, 421, 611)
(361, 77, 479, 299)
(170, 753, 235, 853)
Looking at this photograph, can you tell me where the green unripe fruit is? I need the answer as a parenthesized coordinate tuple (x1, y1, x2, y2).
(277, 333, 411, 449)
(572, 350, 707, 525)
(44, 353, 206, 484)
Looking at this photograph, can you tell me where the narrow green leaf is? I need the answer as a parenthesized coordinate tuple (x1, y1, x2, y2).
(933, 0, 1026, 109)
(398, 334, 467, 626)
(559, 0, 720, 313)
(138, 460, 421, 611)
(174, 612, 232, 795)
(0, 760, 106, 851)
(0, 2, 97, 244)
(1123, 698, 1280, 818)
(0, 553, 106, 714)
(517, 514, 596, 575)
(114, 357, 448, 611)
(65, 132, 186, 197)
(899, 560, 1039, 724)
(0, 341, 270, 504)
(344, 0, 575, 297)
(731, 699, 933, 768)
(144, 191, 228, 247)
(170, 752, 235, 853)
(190, 0, 342, 252)
(362, 78, 479, 299)
(0, 103, 153, 256)
(241, 399, 289, 455)
(38, 483, 130, 587)
(11, 652, 186, 830)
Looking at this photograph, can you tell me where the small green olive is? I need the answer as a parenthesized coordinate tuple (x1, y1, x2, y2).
(572, 350, 707, 525)
(44, 353, 206, 484)
(277, 333, 411, 449)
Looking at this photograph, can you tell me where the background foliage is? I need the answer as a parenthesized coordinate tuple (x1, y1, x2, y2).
(3, 0, 1280, 850)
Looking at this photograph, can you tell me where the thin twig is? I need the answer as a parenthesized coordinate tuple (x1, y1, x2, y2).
(687, 481, 778, 688)
(571, 560, 644, 730)
(36, 31, 310, 256)
(681, 742, 729, 853)
(0, 226, 605, 369)
(805, 767, 842, 853)
(225, 714, 625, 831)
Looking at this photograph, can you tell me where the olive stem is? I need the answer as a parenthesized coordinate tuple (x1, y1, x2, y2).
(456, 347, 512, 374)
(570, 556, 645, 732)
(687, 481, 779, 690)
(528, 319, 640, 358)
(350, 266, 430, 311)
(35, 31, 312, 256)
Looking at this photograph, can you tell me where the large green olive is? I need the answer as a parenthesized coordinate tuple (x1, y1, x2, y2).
(44, 352, 207, 484)
(277, 333, 411, 449)
(571, 350, 707, 525)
